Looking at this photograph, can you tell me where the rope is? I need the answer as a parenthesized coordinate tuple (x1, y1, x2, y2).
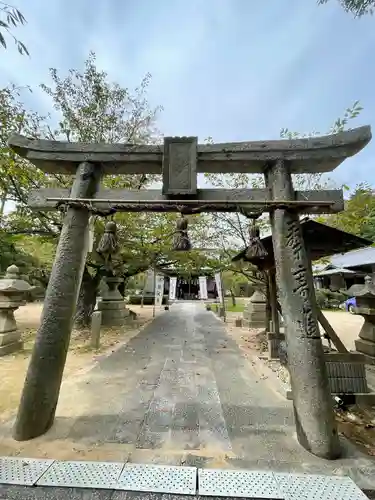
(55, 200, 210, 215)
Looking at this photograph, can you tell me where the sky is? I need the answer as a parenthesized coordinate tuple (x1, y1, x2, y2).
(0, 0, 374, 189)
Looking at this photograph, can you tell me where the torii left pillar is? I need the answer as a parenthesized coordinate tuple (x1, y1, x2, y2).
(13, 162, 102, 441)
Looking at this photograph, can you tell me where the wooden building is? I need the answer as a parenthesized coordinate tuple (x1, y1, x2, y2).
(143, 266, 219, 300)
(160, 267, 218, 300)
(313, 246, 375, 291)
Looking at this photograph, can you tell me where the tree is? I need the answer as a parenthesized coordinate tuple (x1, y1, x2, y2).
(1, 53, 217, 327)
(318, 183, 375, 240)
(0, 84, 59, 232)
(0, 2, 28, 54)
(37, 52, 167, 326)
(203, 101, 364, 290)
(317, 0, 374, 16)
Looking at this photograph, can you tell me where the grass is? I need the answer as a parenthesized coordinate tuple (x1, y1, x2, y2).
(225, 301, 245, 312)
(209, 299, 246, 313)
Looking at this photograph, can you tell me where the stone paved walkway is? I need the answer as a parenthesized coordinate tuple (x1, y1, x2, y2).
(60, 301, 298, 464)
(1, 302, 375, 482)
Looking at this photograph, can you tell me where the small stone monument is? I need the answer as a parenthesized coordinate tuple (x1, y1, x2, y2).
(243, 289, 267, 328)
(0, 265, 34, 356)
(347, 276, 375, 364)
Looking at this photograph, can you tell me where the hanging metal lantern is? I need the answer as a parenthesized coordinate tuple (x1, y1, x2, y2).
(173, 214, 192, 251)
(96, 220, 119, 270)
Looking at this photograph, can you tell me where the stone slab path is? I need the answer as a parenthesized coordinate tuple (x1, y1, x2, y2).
(1, 302, 375, 487)
(60, 301, 298, 464)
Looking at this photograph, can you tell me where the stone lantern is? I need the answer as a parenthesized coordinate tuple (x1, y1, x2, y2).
(243, 289, 267, 328)
(0, 265, 34, 356)
(347, 276, 375, 363)
(97, 276, 129, 326)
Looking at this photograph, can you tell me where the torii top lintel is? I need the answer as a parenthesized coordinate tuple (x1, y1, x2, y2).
(8, 126, 371, 178)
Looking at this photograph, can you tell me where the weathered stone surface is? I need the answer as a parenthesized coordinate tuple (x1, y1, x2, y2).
(243, 290, 267, 328)
(9, 126, 371, 174)
(347, 277, 375, 363)
(267, 331, 285, 359)
(235, 317, 242, 327)
(27, 187, 345, 214)
(0, 338, 23, 355)
(97, 277, 129, 327)
(90, 311, 102, 349)
(0, 265, 33, 357)
(13, 161, 103, 441)
(265, 159, 340, 460)
(162, 136, 197, 195)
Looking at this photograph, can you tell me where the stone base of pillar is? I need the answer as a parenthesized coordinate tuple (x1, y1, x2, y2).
(97, 299, 130, 327)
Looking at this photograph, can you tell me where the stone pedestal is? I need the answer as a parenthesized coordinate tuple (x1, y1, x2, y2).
(97, 277, 129, 327)
(243, 290, 267, 328)
(0, 265, 34, 356)
(346, 277, 375, 364)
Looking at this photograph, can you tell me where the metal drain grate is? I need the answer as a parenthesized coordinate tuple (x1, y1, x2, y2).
(116, 463, 197, 495)
(198, 468, 283, 498)
(0, 457, 54, 485)
(274, 473, 368, 500)
(36, 460, 124, 489)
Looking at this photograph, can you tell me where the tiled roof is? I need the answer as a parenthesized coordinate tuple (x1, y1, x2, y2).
(329, 246, 375, 269)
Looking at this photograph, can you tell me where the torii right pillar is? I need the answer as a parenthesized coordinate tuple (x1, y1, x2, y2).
(265, 160, 341, 459)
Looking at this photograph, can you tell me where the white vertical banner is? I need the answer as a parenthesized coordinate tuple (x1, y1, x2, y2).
(214, 272, 224, 304)
(155, 274, 164, 307)
(169, 277, 177, 301)
(198, 276, 208, 300)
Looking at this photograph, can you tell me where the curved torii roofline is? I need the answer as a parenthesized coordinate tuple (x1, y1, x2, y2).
(8, 126, 371, 175)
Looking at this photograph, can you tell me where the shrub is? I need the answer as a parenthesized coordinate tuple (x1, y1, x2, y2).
(315, 289, 327, 309)
(128, 294, 168, 305)
(315, 288, 347, 310)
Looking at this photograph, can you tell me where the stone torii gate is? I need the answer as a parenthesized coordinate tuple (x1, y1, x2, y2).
(8, 127, 371, 459)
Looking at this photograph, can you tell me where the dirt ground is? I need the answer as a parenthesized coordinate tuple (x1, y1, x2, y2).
(0, 302, 160, 424)
(224, 311, 375, 458)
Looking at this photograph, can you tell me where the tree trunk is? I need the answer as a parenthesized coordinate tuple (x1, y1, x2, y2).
(229, 288, 236, 307)
(74, 266, 101, 328)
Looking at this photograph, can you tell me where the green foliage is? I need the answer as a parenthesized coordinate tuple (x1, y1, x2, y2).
(203, 101, 365, 285)
(317, 0, 374, 16)
(280, 101, 363, 139)
(0, 84, 60, 235)
(315, 288, 347, 309)
(318, 183, 375, 240)
(0, 2, 28, 55)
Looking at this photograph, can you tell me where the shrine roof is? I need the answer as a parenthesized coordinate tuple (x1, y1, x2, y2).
(232, 217, 372, 267)
(313, 267, 364, 277)
(328, 245, 375, 269)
